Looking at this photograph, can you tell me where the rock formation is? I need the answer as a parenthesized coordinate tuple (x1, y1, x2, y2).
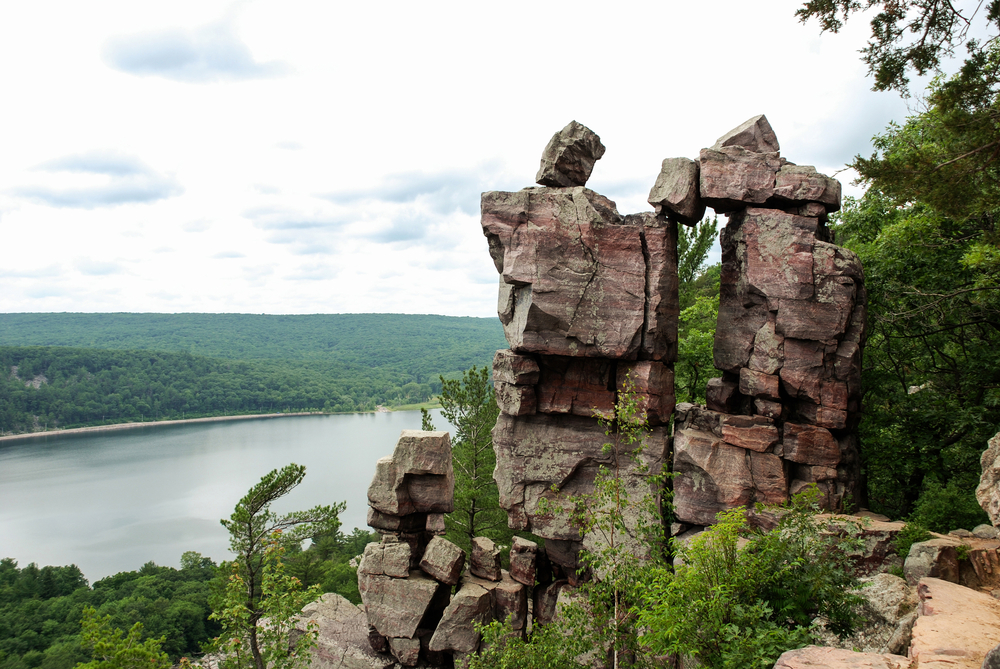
(482, 115, 863, 574)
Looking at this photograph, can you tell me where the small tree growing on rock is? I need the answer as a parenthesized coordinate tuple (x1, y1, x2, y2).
(210, 464, 344, 669)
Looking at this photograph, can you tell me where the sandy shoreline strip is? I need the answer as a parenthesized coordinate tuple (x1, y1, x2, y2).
(0, 412, 326, 443)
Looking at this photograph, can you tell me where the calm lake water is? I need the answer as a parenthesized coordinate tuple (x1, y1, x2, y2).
(0, 410, 448, 582)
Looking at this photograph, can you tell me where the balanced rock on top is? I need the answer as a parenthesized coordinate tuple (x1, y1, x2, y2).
(535, 120, 606, 188)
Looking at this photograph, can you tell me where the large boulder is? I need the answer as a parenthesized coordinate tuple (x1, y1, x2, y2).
(367, 431, 454, 517)
(419, 536, 465, 586)
(296, 593, 396, 669)
(699, 146, 782, 212)
(358, 570, 448, 640)
(910, 577, 1000, 669)
(772, 645, 911, 669)
(427, 581, 494, 655)
(711, 114, 780, 154)
(647, 157, 705, 224)
(481, 187, 646, 359)
(978, 431, 1000, 527)
(535, 121, 606, 188)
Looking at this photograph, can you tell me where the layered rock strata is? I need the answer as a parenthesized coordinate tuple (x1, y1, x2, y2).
(677, 115, 864, 525)
(358, 430, 537, 667)
(482, 116, 864, 577)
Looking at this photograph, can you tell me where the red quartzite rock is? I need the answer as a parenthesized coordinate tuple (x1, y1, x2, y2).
(910, 577, 1000, 669)
(772, 164, 842, 211)
(419, 536, 466, 586)
(470, 537, 502, 582)
(359, 570, 449, 640)
(711, 114, 780, 154)
(509, 537, 538, 587)
(535, 357, 615, 418)
(721, 414, 779, 452)
(705, 377, 740, 413)
(494, 381, 536, 416)
(739, 367, 781, 401)
(367, 431, 454, 517)
(634, 212, 680, 362)
(494, 573, 528, 631)
(358, 541, 411, 579)
(481, 187, 646, 359)
(699, 146, 782, 212)
(773, 645, 911, 669)
(748, 314, 784, 375)
(618, 360, 675, 425)
(492, 349, 539, 385)
(492, 412, 668, 544)
(427, 581, 494, 655)
(783, 423, 840, 467)
(673, 423, 787, 526)
(387, 637, 420, 667)
(733, 207, 817, 302)
(647, 157, 705, 224)
(977, 431, 1000, 526)
(535, 120, 606, 188)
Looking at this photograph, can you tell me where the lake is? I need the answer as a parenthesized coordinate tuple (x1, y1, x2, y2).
(0, 410, 449, 582)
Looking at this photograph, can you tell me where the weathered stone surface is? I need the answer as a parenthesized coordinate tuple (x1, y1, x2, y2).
(773, 645, 912, 669)
(699, 146, 782, 212)
(777, 297, 853, 341)
(427, 581, 493, 654)
(481, 187, 646, 359)
(535, 357, 614, 418)
(673, 424, 787, 525)
(492, 412, 668, 541)
(359, 570, 447, 640)
(755, 398, 783, 419)
(365, 508, 426, 533)
(712, 114, 780, 154)
(721, 419, 778, 452)
(535, 121, 606, 188)
(978, 432, 1000, 527)
(618, 360, 675, 425)
(905, 539, 960, 586)
(367, 431, 454, 517)
(387, 637, 419, 666)
(493, 349, 540, 385)
(911, 577, 1000, 669)
(863, 573, 917, 623)
(748, 314, 784, 375)
(509, 537, 538, 587)
(471, 537, 502, 581)
(976, 524, 1000, 539)
(358, 542, 411, 579)
(295, 594, 396, 669)
(735, 208, 817, 301)
(533, 579, 569, 626)
(706, 377, 740, 413)
(494, 572, 528, 630)
(425, 514, 446, 535)
(773, 164, 842, 211)
(637, 214, 680, 362)
(783, 423, 840, 467)
(985, 643, 1000, 669)
(739, 367, 780, 401)
(494, 381, 536, 416)
(419, 536, 465, 586)
(647, 157, 705, 224)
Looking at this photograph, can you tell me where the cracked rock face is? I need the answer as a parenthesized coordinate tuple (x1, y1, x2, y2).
(535, 120, 606, 188)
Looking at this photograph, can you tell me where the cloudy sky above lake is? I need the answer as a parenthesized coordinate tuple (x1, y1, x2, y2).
(0, 0, 919, 317)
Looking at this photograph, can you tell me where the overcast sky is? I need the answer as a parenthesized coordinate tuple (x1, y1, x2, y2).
(0, 0, 917, 317)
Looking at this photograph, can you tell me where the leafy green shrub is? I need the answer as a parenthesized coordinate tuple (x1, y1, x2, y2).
(636, 487, 864, 668)
(893, 523, 932, 558)
(908, 477, 989, 533)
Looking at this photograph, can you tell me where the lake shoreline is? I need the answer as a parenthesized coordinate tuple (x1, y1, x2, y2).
(0, 412, 327, 443)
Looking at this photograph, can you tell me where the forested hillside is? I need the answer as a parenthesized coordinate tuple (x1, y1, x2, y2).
(0, 314, 507, 434)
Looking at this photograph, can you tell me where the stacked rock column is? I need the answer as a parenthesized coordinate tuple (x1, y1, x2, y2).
(481, 121, 677, 581)
(671, 115, 865, 529)
(358, 430, 533, 667)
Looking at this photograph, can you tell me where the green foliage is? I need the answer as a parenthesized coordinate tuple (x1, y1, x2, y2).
(676, 217, 721, 405)
(637, 488, 864, 668)
(210, 541, 318, 669)
(75, 607, 168, 669)
(832, 193, 1000, 521)
(893, 523, 932, 558)
(0, 556, 218, 669)
(282, 528, 379, 605)
(908, 477, 990, 533)
(213, 464, 342, 669)
(0, 313, 508, 433)
(957, 543, 972, 561)
(470, 620, 583, 669)
(424, 366, 509, 556)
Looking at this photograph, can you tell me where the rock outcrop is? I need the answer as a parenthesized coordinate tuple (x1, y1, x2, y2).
(978, 431, 1000, 527)
(773, 645, 911, 669)
(481, 116, 863, 581)
(910, 577, 1000, 668)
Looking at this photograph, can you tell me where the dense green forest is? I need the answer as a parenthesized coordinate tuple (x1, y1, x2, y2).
(0, 528, 378, 669)
(0, 314, 506, 434)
